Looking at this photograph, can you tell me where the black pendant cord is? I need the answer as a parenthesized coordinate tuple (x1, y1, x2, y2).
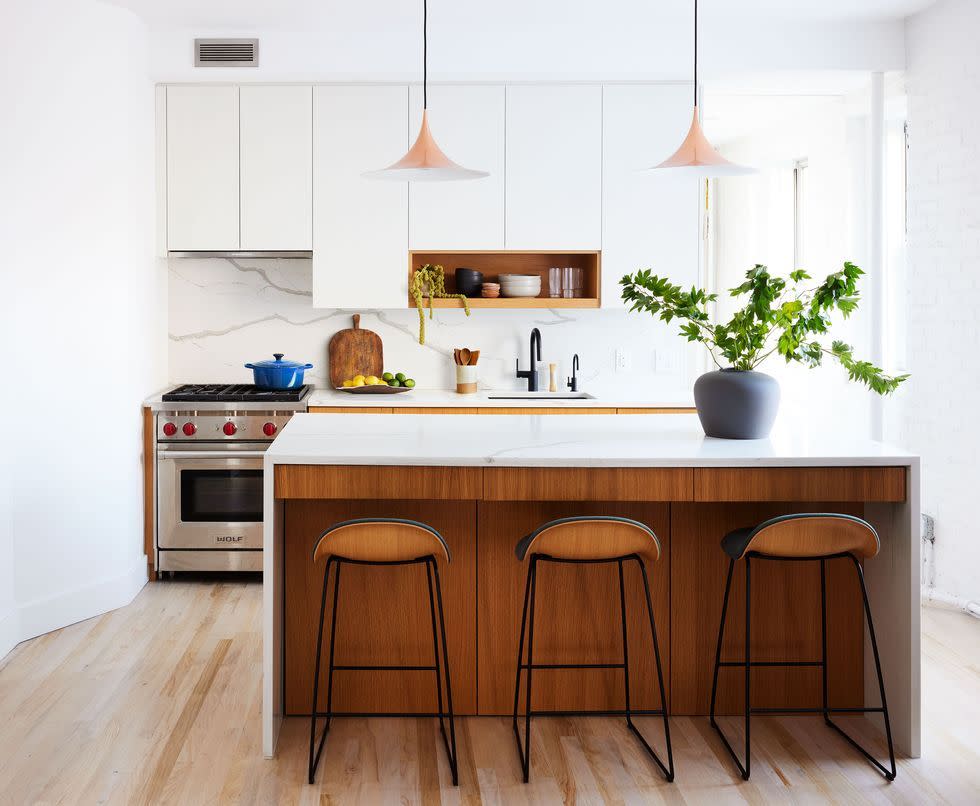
(693, 0, 698, 107)
(423, 0, 428, 110)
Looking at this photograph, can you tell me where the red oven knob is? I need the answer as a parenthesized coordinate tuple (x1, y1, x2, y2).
(223, 421, 238, 436)
(162, 422, 177, 437)
(182, 422, 197, 436)
(262, 422, 278, 437)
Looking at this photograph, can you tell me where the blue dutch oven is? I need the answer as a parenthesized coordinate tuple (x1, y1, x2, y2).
(245, 353, 314, 389)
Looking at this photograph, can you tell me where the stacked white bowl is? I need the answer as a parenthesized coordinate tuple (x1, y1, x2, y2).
(499, 274, 542, 298)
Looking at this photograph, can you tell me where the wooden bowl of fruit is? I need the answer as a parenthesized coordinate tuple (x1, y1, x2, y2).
(337, 371, 416, 394)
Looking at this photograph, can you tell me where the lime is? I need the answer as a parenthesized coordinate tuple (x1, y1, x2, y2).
(382, 372, 394, 382)
(395, 372, 407, 382)
(388, 379, 401, 387)
(404, 378, 415, 388)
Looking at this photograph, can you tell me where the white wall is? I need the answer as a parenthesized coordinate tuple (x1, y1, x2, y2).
(904, 0, 980, 604)
(142, 17, 906, 84)
(0, 0, 164, 655)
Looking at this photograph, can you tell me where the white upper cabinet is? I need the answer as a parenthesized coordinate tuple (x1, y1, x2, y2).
(601, 84, 701, 309)
(240, 85, 313, 251)
(313, 85, 408, 309)
(408, 85, 505, 250)
(166, 86, 239, 251)
(505, 85, 602, 250)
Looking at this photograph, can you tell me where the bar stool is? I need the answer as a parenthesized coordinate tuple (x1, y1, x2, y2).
(709, 513, 896, 781)
(308, 518, 458, 786)
(512, 516, 674, 783)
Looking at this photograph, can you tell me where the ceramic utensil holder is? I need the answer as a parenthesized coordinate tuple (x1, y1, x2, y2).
(456, 364, 478, 394)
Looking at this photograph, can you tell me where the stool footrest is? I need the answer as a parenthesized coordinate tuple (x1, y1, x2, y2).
(332, 664, 437, 672)
(748, 706, 885, 715)
(519, 662, 625, 670)
(717, 660, 823, 668)
(314, 711, 452, 718)
(521, 709, 666, 718)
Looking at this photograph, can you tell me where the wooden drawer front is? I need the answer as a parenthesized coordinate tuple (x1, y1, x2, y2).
(484, 467, 693, 502)
(398, 407, 480, 414)
(694, 467, 907, 503)
(275, 465, 483, 500)
(616, 407, 696, 415)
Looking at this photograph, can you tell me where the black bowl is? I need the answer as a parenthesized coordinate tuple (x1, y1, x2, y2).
(455, 268, 484, 297)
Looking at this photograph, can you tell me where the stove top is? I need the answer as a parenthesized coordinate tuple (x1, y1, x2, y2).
(162, 384, 312, 403)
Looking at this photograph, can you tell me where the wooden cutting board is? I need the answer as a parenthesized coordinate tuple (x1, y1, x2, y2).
(328, 314, 383, 388)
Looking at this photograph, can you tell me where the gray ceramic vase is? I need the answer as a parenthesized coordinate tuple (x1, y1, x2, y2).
(693, 369, 780, 439)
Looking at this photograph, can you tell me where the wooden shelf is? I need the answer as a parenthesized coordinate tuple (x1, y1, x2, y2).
(409, 250, 601, 309)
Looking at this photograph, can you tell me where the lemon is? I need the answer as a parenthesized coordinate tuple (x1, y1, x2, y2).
(352, 377, 366, 387)
(364, 375, 380, 386)
(342, 379, 354, 388)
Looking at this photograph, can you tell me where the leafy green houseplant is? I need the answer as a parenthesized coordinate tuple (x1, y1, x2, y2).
(620, 262, 909, 438)
(410, 263, 470, 345)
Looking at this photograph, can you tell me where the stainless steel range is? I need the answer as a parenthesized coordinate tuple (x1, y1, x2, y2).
(154, 383, 311, 574)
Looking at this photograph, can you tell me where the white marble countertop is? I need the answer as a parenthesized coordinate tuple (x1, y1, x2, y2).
(307, 388, 694, 409)
(264, 412, 917, 468)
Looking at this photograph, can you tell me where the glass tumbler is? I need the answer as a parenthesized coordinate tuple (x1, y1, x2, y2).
(562, 267, 584, 298)
(548, 267, 562, 298)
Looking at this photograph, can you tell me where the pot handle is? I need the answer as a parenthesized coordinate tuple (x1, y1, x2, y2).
(302, 363, 314, 369)
(244, 363, 256, 369)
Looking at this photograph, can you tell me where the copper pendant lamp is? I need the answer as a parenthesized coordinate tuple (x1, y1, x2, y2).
(647, 0, 756, 177)
(363, 0, 488, 182)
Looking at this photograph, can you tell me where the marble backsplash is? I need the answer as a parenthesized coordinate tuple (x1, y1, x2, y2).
(168, 257, 699, 399)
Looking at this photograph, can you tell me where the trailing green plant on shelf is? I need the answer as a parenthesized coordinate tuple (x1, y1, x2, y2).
(620, 261, 909, 394)
(410, 263, 470, 345)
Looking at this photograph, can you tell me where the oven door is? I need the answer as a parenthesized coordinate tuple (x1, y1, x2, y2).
(158, 445, 266, 551)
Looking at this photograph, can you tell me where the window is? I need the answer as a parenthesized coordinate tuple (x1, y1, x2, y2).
(793, 158, 808, 268)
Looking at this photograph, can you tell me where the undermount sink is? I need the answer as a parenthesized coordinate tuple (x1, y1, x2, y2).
(487, 392, 596, 400)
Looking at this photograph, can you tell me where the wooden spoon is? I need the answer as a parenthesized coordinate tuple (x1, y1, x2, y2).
(460, 348, 472, 366)
(453, 349, 461, 365)
(470, 350, 480, 365)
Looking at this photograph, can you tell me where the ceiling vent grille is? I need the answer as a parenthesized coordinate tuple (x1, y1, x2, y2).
(195, 39, 259, 68)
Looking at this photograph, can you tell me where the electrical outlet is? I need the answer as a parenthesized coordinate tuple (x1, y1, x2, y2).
(657, 350, 683, 374)
(615, 348, 631, 372)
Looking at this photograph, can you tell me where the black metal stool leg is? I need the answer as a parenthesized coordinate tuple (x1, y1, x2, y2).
(430, 558, 460, 786)
(512, 557, 533, 779)
(308, 558, 336, 784)
(634, 556, 675, 782)
(710, 559, 735, 727)
(710, 556, 751, 779)
(515, 556, 538, 783)
(824, 555, 897, 781)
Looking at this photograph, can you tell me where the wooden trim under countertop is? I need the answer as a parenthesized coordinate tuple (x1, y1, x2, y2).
(308, 406, 393, 414)
(616, 407, 696, 415)
(483, 467, 694, 502)
(694, 466, 907, 503)
(142, 406, 155, 577)
(275, 465, 483, 500)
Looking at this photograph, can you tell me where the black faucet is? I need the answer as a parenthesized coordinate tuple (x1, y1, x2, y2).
(516, 328, 542, 391)
(567, 354, 580, 392)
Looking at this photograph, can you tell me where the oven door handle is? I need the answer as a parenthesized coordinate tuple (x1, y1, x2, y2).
(158, 450, 268, 460)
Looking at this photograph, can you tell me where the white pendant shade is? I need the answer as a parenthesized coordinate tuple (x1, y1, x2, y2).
(646, 106, 757, 177)
(363, 111, 489, 182)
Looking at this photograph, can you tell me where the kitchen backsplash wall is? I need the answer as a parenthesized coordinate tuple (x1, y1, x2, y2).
(168, 257, 698, 399)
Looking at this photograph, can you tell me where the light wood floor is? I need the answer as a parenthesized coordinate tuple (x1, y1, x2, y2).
(1, 578, 978, 805)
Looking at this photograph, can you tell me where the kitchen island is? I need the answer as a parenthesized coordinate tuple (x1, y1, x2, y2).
(262, 413, 919, 760)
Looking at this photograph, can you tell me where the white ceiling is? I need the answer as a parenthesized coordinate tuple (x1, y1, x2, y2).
(107, 0, 937, 31)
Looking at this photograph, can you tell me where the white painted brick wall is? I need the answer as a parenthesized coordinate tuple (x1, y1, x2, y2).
(904, 0, 980, 602)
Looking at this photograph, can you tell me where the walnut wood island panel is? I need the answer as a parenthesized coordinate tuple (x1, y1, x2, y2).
(263, 413, 920, 763)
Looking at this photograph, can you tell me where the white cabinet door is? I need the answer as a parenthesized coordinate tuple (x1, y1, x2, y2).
(166, 86, 239, 251)
(601, 84, 700, 309)
(313, 86, 408, 309)
(408, 85, 505, 249)
(505, 85, 602, 250)
(240, 85, 313, 251)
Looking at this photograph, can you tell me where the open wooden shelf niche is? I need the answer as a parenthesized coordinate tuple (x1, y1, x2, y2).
(408, 250, 601, 309)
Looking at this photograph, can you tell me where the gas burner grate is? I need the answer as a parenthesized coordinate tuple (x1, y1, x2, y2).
(162, 384, 312, 403)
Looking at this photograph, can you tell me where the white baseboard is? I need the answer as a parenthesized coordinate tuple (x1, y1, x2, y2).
(0, 606, 18, 662)
(15, 555, 149, 644)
